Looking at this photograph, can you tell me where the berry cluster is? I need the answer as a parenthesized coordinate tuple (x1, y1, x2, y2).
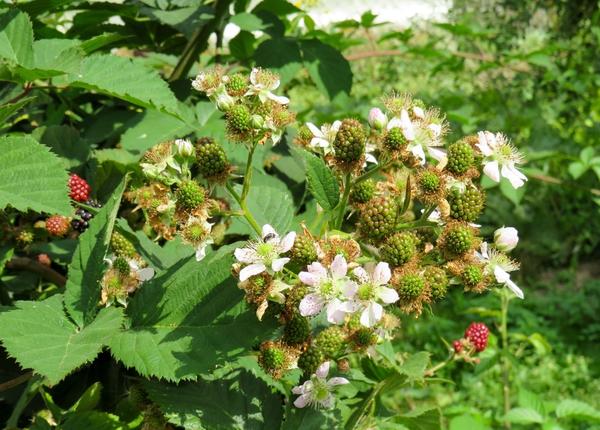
(68, 174, 91, 202)
(453, 322, 490, 358)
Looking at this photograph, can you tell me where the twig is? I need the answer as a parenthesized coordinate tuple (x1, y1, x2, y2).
(6, 257, 66, 287)
(6, 83, 32, 104)
(0, 372, 33, 392)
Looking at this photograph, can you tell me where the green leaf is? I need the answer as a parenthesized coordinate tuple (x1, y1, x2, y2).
(69, 382, 102, 412)
(108, 248, 274, 381)
(60, 54, 181, 118)
(504, 407, 544, 424)
(555, 399, 600, 421)
(568, 161, 587, 179)
(397, 352, 430, 383)
(231, 12, 268, 31)
(61, 411, 126, 430)
(0, 134, 71, 215)
(499, 178, 525, 205)
(518, 388, 545, 416)
(34, 125, 91, 169)
(0, 9, 34, 67)
(230, 185, 294, 235)
(300, 150, 340, 211)
(300, 39, 352, 99)
(0, 294, 123, 385)
(254, 37, 303, 85)
(580, 147, 595, 164)
(0, 96, 35, 126)
(64, 178, 127, 327)
(144, 371, 283, 429)
(449, 414, 491, 430)
(386, 408, 442, 430)
(16, 39, 83, 80)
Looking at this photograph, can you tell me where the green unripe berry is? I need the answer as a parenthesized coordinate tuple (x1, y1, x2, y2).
(444, 226, 474, 255)
(358, 198, 397, 243)
(383, 127, 407, 151)
(381, 233, 418, 267)
(226, 73, 248, 96)
(461, 265, 483, 288)
(298, 347, 323, 376)
(353, 327, 378, 348)
(176, 180, 205, 211)
(289, 235, 318, 269)
(425, 266, 448, 300)
(111, 232, 136, 258)
(113, 256, 131, 276)
(350, 179, 376, 204)
(315, 327, 345, 359)
(283, 314, 311, 345)
(419, 170, 441, 193)
(333, 119, 366, 166)
(226, 104, 251, 136)
(196, 141, 229, 179)
(447, 141, 475, 175)
(396, 274, 425, 300)
(260, 345, 286, 372)
(448, 188, 485, 222)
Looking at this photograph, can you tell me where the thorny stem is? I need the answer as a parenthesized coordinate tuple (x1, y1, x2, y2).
(335, 172, 353, 229)
(500, 290, 512, 429)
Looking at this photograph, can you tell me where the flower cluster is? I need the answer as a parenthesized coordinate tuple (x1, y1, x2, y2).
(192, 67, 295, 145)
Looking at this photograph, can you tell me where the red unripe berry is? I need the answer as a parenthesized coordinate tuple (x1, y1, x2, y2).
(37, 254, 51, 266)
(453, 340, 463, 354)
(68, 174, 91, 202)
(46, 215, 70, 237)
(465, 322, 489, 352)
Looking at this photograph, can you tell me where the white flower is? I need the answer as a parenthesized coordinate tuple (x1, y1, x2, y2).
(364, 142, 378, 166)
(191, 70, 226, 97)
(368, 107, 388, 130)
(246, 67, 289, 104)
(234, 224, 296, 282)
(215, 89, 235, 111)
(346, 262, 399, 327)
(105, 255, 155, 284)
(494, 227, 519, 252)
(412, 105, 425, 119)
(292, 361, 349, 409)
(175, 138, 194, 158)
(387, 109, 445, 165)
(298, 255, 357, 324)
(475, 242, 524, 299)
(306, 121, 341, 154)
(476, 131, 527, 188)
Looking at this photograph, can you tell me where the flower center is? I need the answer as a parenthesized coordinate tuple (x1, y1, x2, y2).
(319, 280, 335, 297)
(256, 242, 276, 264)
(311, 378, 330, 401)
(357, 283, 376, 301)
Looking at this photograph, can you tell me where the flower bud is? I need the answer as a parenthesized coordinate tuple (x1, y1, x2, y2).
(175, 138, 194, 157)
(494, 227, 519, 252)
(251, 114, 265, 129)
(368, 107, 387, 130)
(215, 91, 235, 112)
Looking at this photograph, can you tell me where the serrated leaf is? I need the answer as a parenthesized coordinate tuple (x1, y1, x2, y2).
(0, 96, 35, 126)
(397, 352, 430, 382)
(0, 134, 71, 215)
(0, 294, 123, 385)
(61, 54, 181, 118)
(108, 248, 275, 381)
(64, 178, 127, 327)
(144, 371, 283, 430)
(229, 185, 294, 235)
(504, 407, 544, 424)
(300, 39, 352, 99)
(300, 150, 340, 211)
(16, 39, 84, 80)
(555, 399, 600, 421)
(0, 9, 34, 67)
(34, 125, 91, 169)
(518, 388, 545, 416)
(254, 37, 302, 85)
(61, 411, 125, 430)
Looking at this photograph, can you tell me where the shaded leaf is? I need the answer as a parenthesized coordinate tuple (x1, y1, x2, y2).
(300, 39, 352, 99)
(300, 149, 340, 211)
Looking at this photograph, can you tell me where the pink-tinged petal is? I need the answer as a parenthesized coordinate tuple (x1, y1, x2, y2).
(360, 302, 383, 327)
(267, 92, 289, 105)
(353, 267, 370, 284)
(234, 248, 257, 264)
(483, 160, 501, 183)
(319, 395, 335, 409)
(411, 144, 427, 165)
(326, 299, 347, 324)
(271, 257, 290, 272)
(316, 361, 330, 378)
(339, 300, 360, 313)
(262, 224, 278, 240)
(280, 231, 296, 253)
(400, 109, 416, 140)
(373, 262, 391, 285)
(378, 286, 399, 304)
(330, 254, 348, 279)
(307, 122, 325, 138)
(138, 267, 155, 282)
(327, 377, 350, 387)
(299, 294, 324, 316)
(342, 281, 358, 299)
(293, 394, 311, 408)
(307, 261, 327, 277)
(239, 263, 266, 282)
(502, 164, 526, 188)
(299, 271, 320, 286)
(493, 265, 511, 283)
(505, 278, 524, 299)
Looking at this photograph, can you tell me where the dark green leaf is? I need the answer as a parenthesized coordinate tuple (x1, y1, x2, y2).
(300, 39, 352, 99)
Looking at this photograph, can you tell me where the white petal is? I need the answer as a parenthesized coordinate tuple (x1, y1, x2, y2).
(400, 109, 416, 140)
(307, 122, 325, 138)
(378, 286, 399, 304)
(299, 294, 324, 316)
(387, 117, 402, 129)
(505, 278, 524, 299)
(353, 267, 370, 284)
(413, 106, 425, 119)
(234, 247, 257, 264)
(279, 231, 296, 253)
(327, 377, 350, 387)
(342, 281, 358, 299)
(331, 120, 342, 132)
(373, 262, 391, 285)
(428, 147, 446, 161)
(293, 394, 310, 408)
(271, 257, 290, 272)
(411, 144, 427, 165)
(195, 244, 208, 261)
(494, 265, 511, 283)
(267, 92, 289, 105)
(137, 267, 155, 282)
(310, 137, 330, 148)
(476, 131, 493, 156)
(307, 261, 327, 278)
(360, 302, 383, 327)
(250, 68, 259, 85)
(365, 153, 378, 164)
(316, 361, 330, 378)
(483, 160, 501, 183)
(262, 224, 278, 240)
(299, 271, 320, 286)
(326, 299, 347, 324)
(502, 164, 526, 188)
(239, 263, 266, 282)
(330, 254, 348, 279)
(292, 381, 309, 395)
(319, 395, 335, 409)
(428, 123, 442, 137)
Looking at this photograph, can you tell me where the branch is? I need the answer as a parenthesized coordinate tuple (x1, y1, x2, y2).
(6, 257, 66, 287)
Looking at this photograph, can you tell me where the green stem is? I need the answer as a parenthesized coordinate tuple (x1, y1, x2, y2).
(225, 182, 261, 236)
(424, 352, 454, 377)
(241, 141, 257, 201)
(335, 172, 353, 229)
(500, 290, 512, 429)
(6, 374, 43, 429)
(354, 160, 391, 185)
